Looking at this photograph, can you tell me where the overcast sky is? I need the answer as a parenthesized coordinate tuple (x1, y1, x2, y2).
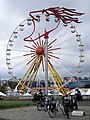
(0, 0, 90, 79)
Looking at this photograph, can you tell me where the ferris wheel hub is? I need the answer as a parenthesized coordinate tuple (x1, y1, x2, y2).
(36, 47, 44, 55)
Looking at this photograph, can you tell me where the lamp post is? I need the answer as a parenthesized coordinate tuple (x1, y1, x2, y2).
(44, 29, 49, 95)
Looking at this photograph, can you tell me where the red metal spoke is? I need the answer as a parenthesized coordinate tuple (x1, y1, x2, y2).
(48, 53, 60, 59)
(23, 53, 35, 56)
(43, 40, 45, 47)
(47, 56, 51, 59)
(30, 54, 36, 58)
(48, 51, 53, 54)
(26, 37, 38, 47)
(41, 40, 44, 46)
(36, 41, 40, 47)
(48, 47, 61, 51)
(24, 45, 36, 50)
(48, 59, 53, 67)
(32, 45, 37, 49)
(48, 45, 52, 49)
(33, 41, 38, 47)
(30, 50, 36, 53)
(48, 39, 57, 47)
(27, 56, 36, 65)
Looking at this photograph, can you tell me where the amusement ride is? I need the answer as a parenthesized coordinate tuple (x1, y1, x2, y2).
(6, 7, 84, 95)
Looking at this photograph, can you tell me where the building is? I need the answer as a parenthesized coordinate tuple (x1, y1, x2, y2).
(64, 77, 90, 88)
(77, 77, 90, 88)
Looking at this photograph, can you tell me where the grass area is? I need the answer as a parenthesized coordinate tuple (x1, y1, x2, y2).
(0, 96, 90, 110)
(0, 97, 36, 110)
(3, 97, 32, 101)
(83, 97, 90, 101)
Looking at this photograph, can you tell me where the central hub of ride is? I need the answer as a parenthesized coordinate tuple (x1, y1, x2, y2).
(36, 47, 44, 55)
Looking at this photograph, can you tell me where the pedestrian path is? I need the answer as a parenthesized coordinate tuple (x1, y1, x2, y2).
(0, 106, 90, 120)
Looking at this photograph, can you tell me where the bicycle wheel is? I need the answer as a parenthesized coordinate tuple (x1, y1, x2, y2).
(37, 102, 43, 111)
(58, 104, 65, 114)
(64, 108, 70, 119)
(66, 111, 69, 119)
(48, 109, 57, 118)
(48, 104, 57, 118)
(44, 104, 48, 112)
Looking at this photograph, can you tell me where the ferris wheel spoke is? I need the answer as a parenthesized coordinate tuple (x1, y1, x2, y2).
(48, 47, 61, 51)
(48, 53, 60, 59)
(58, 64, 74, 76)
(13, 41, 25, 47)
(12, 58, 29, 68)
(60, 45, 78, 50)
(56, 52, 79, 57)
(32, 45, 37, 49)
(48, 38, 57, 47)
(11, 49, 30, 53)
(24, 45, 36, 50)
(27, 56, 36, 65)
(11, 55, 25, 59)
(48, 51, 53, 54)
(23, 53, 36, 56)
(41, 40, 44, 46)
(51, 28, 70, 44)
(48, 45, 52, 49)
(33, 39, 39, 47)
(27, 37, 39, 47)
(36, 41, 40, 47)
(52, 59, 74, 77)
(59, 36, 75, 46)
(57, 57, 79, 69)
(16, 60, 38, 79)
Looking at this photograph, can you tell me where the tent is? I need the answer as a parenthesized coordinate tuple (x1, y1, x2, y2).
(56, 92, 63, 96)
(80, 90, 86, 96)
(48, 90, 63, 96)
(22, 92, 32, 97)
(85, 88, 90, 96)
(0, 92, 7, 97)
(70, 88, 86, 96)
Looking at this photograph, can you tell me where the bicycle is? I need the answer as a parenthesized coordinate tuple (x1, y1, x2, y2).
(47, 95, 64, 118)
(47, 95, 74, 119)
(69, 95, 78, 111)
(35, 95, 49, 112)
(32, 91, 50, 112)
(60, 95, 78, 119)
(61, 96, 71, 119)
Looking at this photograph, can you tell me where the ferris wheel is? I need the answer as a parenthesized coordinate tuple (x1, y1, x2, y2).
(6, 7, 84, 94)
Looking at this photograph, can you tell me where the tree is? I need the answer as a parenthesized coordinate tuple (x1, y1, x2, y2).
(8, 81, 18, 89)
(84, 83, 90, 88)
(0, 84, 7, 93)
(40, 80, 45, 87)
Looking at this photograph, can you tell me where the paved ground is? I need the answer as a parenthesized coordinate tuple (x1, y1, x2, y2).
(0, 104, 90, 120)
